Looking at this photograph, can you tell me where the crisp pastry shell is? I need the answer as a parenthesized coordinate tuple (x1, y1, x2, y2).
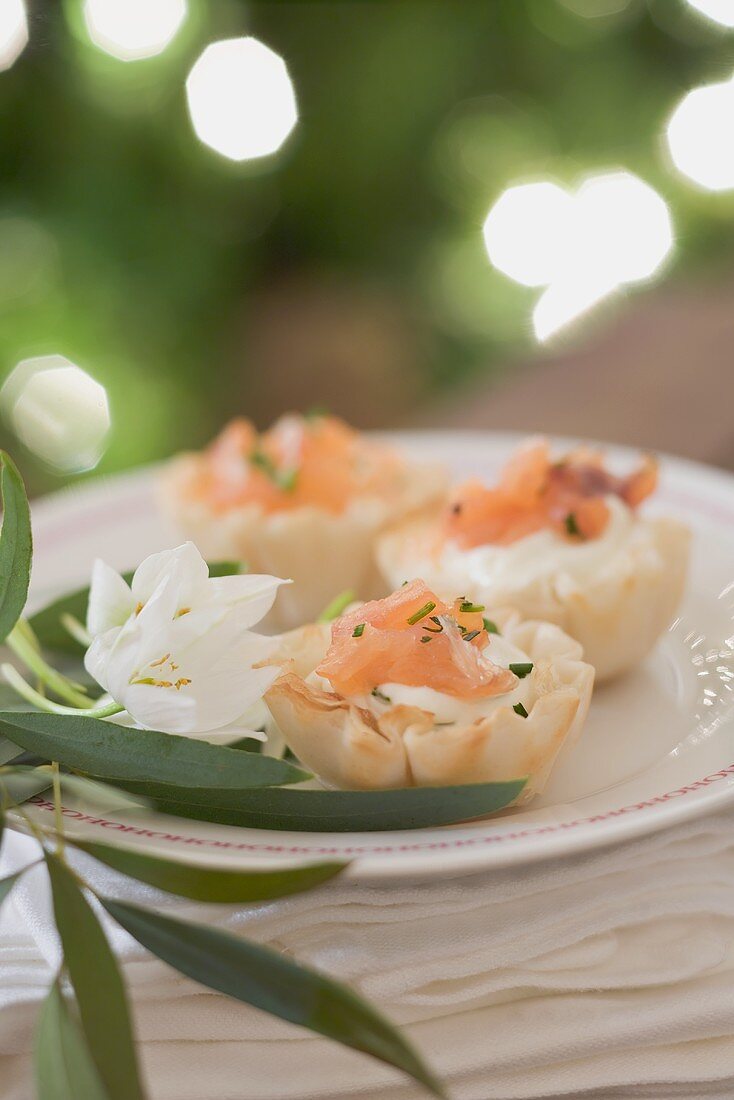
(265, 609, 594, 803)
(377, 515, 690, 682)
(160, 455, 447, 630)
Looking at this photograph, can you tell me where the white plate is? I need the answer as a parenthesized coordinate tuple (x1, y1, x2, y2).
(17, 431, 734, 880)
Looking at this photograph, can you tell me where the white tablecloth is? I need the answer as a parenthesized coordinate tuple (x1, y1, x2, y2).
(1, 810, 734, 1100)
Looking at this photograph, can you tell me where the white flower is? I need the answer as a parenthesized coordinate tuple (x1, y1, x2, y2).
(84, 542, 289, 743)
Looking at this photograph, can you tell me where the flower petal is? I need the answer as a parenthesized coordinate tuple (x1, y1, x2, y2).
(208, 574, 291, 628)
(84, 626, 120, 692)
(131, 542, 209, 609)
(86, 560, 134, 637)
(120, 633, 280, 735)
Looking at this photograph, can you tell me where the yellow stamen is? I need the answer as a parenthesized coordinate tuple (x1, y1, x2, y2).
(150, 653, 171, 668)
(175, 607, 191, 618)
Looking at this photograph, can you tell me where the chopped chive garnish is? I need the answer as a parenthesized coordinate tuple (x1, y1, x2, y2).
(456, 623, 467, 633)
(423, 622, 443, 633)
(513, 702, 529, 718)
(277, 468, 299, 492)
(250, 449, 277, 478)
(463, 630, 481, 643)
(318, 589, 356, 622)
(401, 580, 409, 586)
(352, 623, 365, 638)
(406, 600, 436, 625)
(509, 662, 534, 679)
(371, 687, 392, 704)
(483, 617, 500, 635)
(429, 616, 442, 626)
(459, 600, 485, 613)
(250, 449, 298, 492)
(564, 512, 582, 537)
(420, 635, 432, 643)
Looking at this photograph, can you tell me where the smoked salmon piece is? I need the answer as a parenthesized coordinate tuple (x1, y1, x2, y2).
(316, 579, 517, 700)
(443, 440, 658, 549)
(187, 413, 402, 516)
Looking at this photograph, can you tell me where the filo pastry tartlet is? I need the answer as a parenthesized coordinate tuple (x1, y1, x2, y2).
(378, 440, 690, 682)
(160, 413, 447, 629)
(265, 580, 594, 803)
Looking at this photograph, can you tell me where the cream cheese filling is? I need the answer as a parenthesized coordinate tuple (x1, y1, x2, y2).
(442, 494, 634, 589)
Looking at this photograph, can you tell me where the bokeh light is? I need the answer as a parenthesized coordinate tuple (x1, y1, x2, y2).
(186, 37, 297, 162)
(532, 271, 619, 343)
(483, 182, 573, 287)
(683, 0, 734, 28)
(571, 172, 673, 285)
(666, 77, 734, 190)
(83, 0, 187, 62)
(485, 170, 673, 342)
(0, 0, 28, 72)
(1, 355, 111, 472)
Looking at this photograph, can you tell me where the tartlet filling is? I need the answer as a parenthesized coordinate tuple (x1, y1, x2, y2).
(185, 412, 403, 516)
(314, 579, 524, 703)
(443, 439, 657, 549)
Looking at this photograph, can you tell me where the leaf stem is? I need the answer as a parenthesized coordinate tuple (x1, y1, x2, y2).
(59, 613, 92, 648)
(0, 664, 123, 719)
(51, 761, 65, 858)
(318, 589, 356, 623)
(6, 623, 92, 708)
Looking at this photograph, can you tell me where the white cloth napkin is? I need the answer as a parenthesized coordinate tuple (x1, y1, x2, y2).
(1, 810, 734, 1100)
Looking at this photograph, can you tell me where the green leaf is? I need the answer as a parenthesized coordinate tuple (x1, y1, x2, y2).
(0, 735, 23, 764)
(71, 840, 346, 902)
(0, 451, 32, 645)
(56, 772, 150, 812)
(0, 870, 23, 907)
(29, 561, 241, 658)
(113, 776, 527, 832)
(0, 710, 309, 788)
(0, 806, 39, 908)
(45, 852, 144, 1100)
(35, 981, 110, 1100)
(102, 900, 445, 1099)
(2, 765, 148, 813)
(0, 768, 52, 807)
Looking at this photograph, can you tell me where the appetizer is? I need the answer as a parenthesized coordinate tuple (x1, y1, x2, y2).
(160, 412, 446, 629)
(378, 439, 690, 681)
(265, 579, 594, 800)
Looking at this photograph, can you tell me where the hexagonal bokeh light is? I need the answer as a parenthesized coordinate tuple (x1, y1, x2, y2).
(483, 182, 573, 288)
(186, 37, 298, 162)
(83, 0, 187, 62)
(484, 170, 674, 342)
(0, 0, 28, 72)
(1, 355, 111, 472)
(684, 0, 734, 28)
(666, 77, 734, 191)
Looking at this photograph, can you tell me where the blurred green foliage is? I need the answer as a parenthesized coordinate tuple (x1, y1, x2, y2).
(1, 0, 734, 491)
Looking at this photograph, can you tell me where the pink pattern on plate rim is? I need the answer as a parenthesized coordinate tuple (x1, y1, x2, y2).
(25, 766, 734, 855)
